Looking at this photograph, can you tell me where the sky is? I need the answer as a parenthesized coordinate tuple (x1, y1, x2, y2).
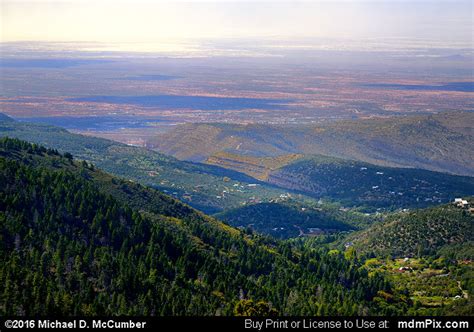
(1, 0, 473, 49)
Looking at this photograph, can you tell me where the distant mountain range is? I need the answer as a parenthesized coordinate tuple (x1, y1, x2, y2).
(149, 111, 474, 176)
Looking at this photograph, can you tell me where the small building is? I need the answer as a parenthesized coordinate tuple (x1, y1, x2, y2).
(453, 198, 469, 208)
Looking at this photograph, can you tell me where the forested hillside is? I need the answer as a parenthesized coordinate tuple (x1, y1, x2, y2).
(208, 152, 474, 211)
(151, 112, 474, 176)
(267, 155, 474, 210)
(0, 137, 396, 316)
(338, 201, 474, 316)
(215, 200, 373, 239)
(0, 114, 292, 214)
(344, 201, 474, 258)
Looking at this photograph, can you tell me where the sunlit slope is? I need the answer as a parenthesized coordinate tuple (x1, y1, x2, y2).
(207, 152, 304, 180)
(151, 112, 474, 176)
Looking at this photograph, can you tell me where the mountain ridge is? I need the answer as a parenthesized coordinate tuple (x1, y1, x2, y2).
(207, 151, 474, 210)
(0, 114, 295, 214)
(149, 112, 474, 176)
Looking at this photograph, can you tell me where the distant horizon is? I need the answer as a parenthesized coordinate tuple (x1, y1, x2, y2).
(1, 37, 472, 60)
(2, 0, 472, 51)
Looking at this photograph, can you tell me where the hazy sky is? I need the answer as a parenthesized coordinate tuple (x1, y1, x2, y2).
(1, 0, 473, 47)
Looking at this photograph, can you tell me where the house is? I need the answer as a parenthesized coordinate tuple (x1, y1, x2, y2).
(453, 198, 469, 208)
(398, 266, 412, 272)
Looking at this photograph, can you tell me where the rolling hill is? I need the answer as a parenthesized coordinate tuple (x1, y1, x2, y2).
(149, 111, 474, 176)
(214, 200, 374, 239)
(2, 114, 470, 214)
(207, 152, 474, 210)
(0, 114, 294, 214)
(266, 155, 474, 210)
(343, 199, 474, 258)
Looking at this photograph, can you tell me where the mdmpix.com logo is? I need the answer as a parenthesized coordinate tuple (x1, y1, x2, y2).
(398, 319, 469, 329)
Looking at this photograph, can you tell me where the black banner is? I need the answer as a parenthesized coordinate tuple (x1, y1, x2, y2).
(0, 316, 472, 331)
